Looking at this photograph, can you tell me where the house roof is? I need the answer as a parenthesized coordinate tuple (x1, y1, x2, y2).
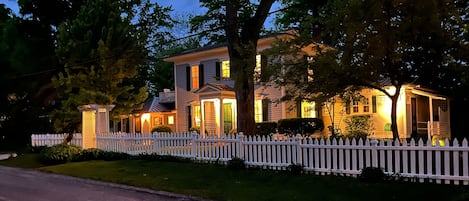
(135, 97, 174, 113)
(194, 83, 234, 94)
(163, 32, 293, 63)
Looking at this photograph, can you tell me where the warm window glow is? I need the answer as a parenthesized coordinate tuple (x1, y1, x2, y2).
(352, 100, 359, 113)
(301, 101, 316, 118)
(168, 115, 174, 125)
(254, 54, 261, 82)
(255, 99, 263, 122)
(191, 65, 199, 89)
(193, 105, 201, 127)
(221, 60, 230, 78)
(363, 98, 370, 113)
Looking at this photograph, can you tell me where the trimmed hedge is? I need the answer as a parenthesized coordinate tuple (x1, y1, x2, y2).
(255, 122, 278, 136)
(151, 125, 173, 133)
(278, 118, 324, 136)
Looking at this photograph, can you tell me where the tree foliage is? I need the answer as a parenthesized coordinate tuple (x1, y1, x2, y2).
(52, 0, 172, 132)
(273, 0, 469, 139)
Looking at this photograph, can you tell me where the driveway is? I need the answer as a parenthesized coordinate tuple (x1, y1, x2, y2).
(0, 165, 210, 201)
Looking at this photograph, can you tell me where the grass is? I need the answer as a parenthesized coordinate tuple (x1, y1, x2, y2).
(0, 153, 45, 168)
(1, 154, 469, 201)
(36, 160, 468, 201)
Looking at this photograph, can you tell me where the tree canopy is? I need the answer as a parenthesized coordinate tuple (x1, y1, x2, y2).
(273, 0, 469, 139)
(52, 0, 172, 132)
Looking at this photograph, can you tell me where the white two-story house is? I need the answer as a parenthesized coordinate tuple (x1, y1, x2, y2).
(164, 34, 320, 135)
(164, 34, 451, 139)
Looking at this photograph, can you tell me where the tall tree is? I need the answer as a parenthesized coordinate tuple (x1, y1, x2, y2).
(52, 0, 172, 132)
(274, 0, 468, 139)
(191, 0, 276, 135)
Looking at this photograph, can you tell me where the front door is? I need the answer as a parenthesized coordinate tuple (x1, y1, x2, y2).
(223, 103, 233, 134)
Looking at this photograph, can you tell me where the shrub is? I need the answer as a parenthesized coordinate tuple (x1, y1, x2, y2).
(101, 151, 131, 161)
(40, 144, 82, 165)
(278, 118, 324, 136)
(151, 125, 173, 133)
(359, 167, 385, 183)
(73, 148, 104, 161)
(255, 122, 277, 136)
(30, 145, 48, 153)
(136, 153, 192, 163)
(227, 157, 245, 170)
(287, 163, 304, 175)
(189, 126, 200, 133)
(343, 115, 373, 139)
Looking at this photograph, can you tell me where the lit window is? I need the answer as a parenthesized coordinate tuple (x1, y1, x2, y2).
(254, 55, 261, 82)
(191, 65, 199, 89)
(193, 105, 201, 127)
(352, 100, 359, 113)
(363, 98, 369, 113)
(168, 116, 174, 125)
(301, 101, 317, 118)
(255, 99, 263, 122)
(221, 60, 230, 78)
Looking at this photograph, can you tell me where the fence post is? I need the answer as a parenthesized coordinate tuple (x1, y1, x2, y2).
(191, 131, 198, 159)
(153, 132, 160, 154)
(237, 132, 245, 159)
(370, 137, 378, 168)
(295, 134, 302, 165)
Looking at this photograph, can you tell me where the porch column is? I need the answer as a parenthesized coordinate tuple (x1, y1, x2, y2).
(428, 97, 433, 140)
(220, 97, 224, 136)
(78, 104, 114, 149)
(200, 100, 206, 137)
(129, 115, 135, 134)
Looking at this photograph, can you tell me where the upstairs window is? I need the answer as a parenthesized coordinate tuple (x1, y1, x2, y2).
(191, 65, 199, 89)
(255, 99, 263, 123)
(352, 100, 359, 113)
(363, 98, 370, 113)
(221, 60, 230, 79)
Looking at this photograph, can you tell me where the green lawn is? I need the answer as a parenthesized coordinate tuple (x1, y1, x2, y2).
(1, 155, 468, 201)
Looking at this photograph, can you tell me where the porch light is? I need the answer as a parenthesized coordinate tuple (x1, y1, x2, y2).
(141, 113, 150, 122)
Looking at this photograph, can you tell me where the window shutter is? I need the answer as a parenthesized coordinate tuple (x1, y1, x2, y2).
(372, 96, 377, 113)
(297, 101, 302, 118)
(260, 55, 268, 82)
(215, 62, 221, 80)
(186, 66, 190, 91)
(262, 99, 269, 122)
(199, 64, 204, 87)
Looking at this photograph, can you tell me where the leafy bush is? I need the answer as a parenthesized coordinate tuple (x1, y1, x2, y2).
(359, 167, 385, 183)
(151, 125, 173, 133)
(343, 115, 374, 139)
(189, 126, 200, 133)
(136, 153, 192, 163)
(278, 118, 324, 136)
(227, 157, 245, 170)
(40, 144, 82, 165)
(30, 145, 48, 153)
(73, 148, 105, 161)
(287, 163, 304, 175)
(101, 151, 131, 161)
(255, 122, 277, 136)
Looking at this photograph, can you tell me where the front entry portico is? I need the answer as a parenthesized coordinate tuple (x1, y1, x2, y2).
(194, 83, 236, 136)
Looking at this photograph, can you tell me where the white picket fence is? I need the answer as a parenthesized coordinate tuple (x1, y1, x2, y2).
(31, 133, 83, 147)
(31, 132, 469, 185)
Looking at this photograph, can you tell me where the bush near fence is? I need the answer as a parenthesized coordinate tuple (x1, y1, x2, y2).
(31, 132, 469, 185)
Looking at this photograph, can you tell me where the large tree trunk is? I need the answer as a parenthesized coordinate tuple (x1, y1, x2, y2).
(232, 53, 256, 135)
(390, 85, 401, 139)
(224, 0, 275, 135)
